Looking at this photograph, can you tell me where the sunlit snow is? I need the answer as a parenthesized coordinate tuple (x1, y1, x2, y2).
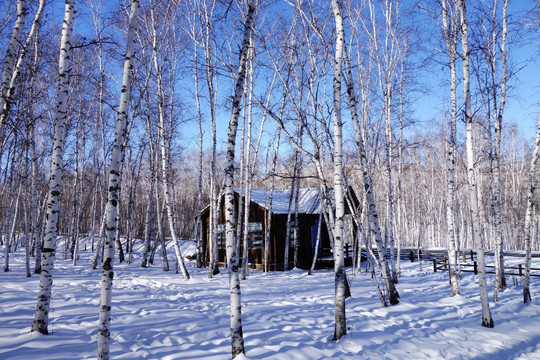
(1, 238, 539, 359)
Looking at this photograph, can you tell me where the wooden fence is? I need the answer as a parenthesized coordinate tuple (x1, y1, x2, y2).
(363, 247, 540, 277)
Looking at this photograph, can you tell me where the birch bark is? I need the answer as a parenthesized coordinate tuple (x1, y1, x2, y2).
(491, 0, 509, 300)
(343, 44, 399, 305)
(141, 159, 153, 268)
(1, 0, 47, 150)
(97, 1, 139, 357)
(523, 112, 540, 304)
(193, 35, 204, 268)
(265, 125, 281, 273)
(459, 0, 494, 328)
(0, 0, 27, 145)
(31, 0, 74, 335)
(150, 2, 189, 281)
(331, 0, 347, 340)
(223, 1, 256, 356)
(241, 71, 273, 278)
(441, 0, 460, 297)
(198, 0, 220, 277)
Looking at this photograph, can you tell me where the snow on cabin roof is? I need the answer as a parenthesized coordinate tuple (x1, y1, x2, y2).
(238, 188, 333, 215)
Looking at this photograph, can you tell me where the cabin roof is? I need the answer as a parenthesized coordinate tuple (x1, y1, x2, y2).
(241, 188, 332, 215)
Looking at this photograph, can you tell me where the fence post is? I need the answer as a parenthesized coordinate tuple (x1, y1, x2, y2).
(444, 256, 448, 270)
(519, 263, 523, 276)
(409, 251, 414, 262)
(462, 251, 466, 263)
(433, 259, 437, 272)
(474, 261, 478, 275)
(470, 250, 474, 261)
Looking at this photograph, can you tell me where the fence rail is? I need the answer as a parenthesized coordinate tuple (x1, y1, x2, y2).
(361, 247, 540, 277)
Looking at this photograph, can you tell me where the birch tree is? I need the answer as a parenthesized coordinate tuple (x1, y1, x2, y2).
(523, 112, 540, 304)
(330, 0, 347, 340)
(222, 0, 256, 356)
(477, 0, 509, 300)
(459, 0, 494, 328)
(31, 0, 75, 335)
(195, 0, 221, 277)
(0, 0, 27, 146)
(366, 0, 402, 284)
(441, 0, 461, 297)
(149, 0, 189, 280)
(97, 1, 139, 358)
(342, 27, 400, 307)
(1, 0, 47, 149)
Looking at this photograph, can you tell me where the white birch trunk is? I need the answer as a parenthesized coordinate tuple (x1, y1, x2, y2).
(293, 156, 302, 269)
(1, 0, 46, 145)
(263, 82, 287, 274)
(199, 0, 220, 277)
(492, 0, 509, 299)
(141, 166, 153, 268)
(30, 111, 40, 274)
(0, 0, 27, 144)
(235, 75, 248, 265)
(4, 184, 21, 272)
(92, 210, 106, 270)
(153, 159, 170, 271)
(31, 0, 74, 334)
(292, 147, 301, 269)
(523, 112, 540, 304)
(241, 76, 271, 277)
(265, 125, 281, 273)
(442, 0, 461, 297)
(97, 1, 139, 358)
(460, 0, 494, 328)
(309, 209, 324, 276)
(331, 0, 347, 340)
(343, 44, 399, 305)
(239, 46, 255, 277)
(223, 1, 256, 356)
(284, 177, 295, 271)
(150, 3, 189, 281)
(142, 112, 157, 268)
(193, 38, 204, 269)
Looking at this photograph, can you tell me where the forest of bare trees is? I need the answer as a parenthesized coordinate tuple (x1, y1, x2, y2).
(0, 0, 539, 357)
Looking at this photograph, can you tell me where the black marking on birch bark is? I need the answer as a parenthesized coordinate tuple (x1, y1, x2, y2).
(103, 258, 112, 271)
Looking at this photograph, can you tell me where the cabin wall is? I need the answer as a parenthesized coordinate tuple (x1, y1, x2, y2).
(200, 188, 357, 271)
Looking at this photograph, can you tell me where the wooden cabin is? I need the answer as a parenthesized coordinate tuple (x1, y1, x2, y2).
(200, 187, 359, 271)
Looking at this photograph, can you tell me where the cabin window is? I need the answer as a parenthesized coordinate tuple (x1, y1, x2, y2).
(247, 222, 263, 250)
(216, 224, 226, 249)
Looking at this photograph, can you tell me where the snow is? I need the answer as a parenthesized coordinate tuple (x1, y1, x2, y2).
(1, 239, 540, 359)
(239, 188, 329, 214)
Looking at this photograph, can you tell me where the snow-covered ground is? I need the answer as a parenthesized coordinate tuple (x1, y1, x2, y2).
(1, 239, 540, 359)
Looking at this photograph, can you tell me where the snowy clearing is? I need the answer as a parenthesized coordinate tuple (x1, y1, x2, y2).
(1, 239, 540, 359)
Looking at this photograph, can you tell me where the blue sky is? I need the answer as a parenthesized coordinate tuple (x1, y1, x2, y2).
(43, 0, 539, 153)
